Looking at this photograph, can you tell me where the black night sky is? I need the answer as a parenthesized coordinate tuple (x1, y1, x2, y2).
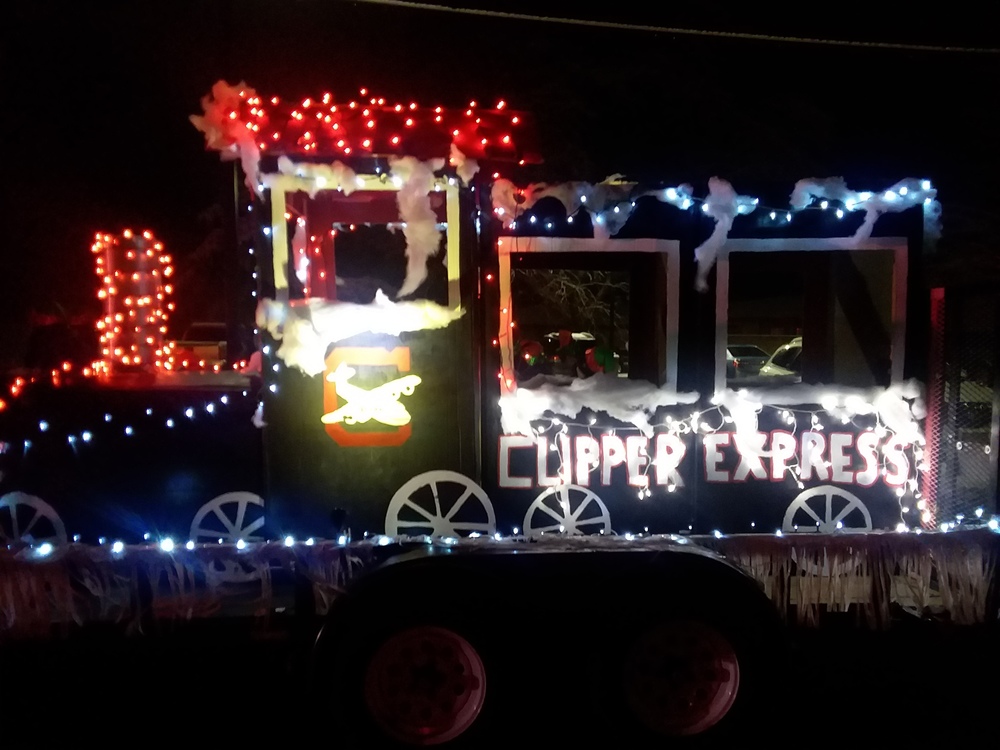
(3, 1, 999, 371)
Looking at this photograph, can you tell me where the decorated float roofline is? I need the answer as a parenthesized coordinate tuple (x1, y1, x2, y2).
(491, 177, 938, 239)
(190, 80, 541, 185)
(490, 175, 940, 291)
(192, 82, 940, 293)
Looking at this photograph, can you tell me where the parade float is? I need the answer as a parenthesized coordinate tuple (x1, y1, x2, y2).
(1, 81, 996, 668)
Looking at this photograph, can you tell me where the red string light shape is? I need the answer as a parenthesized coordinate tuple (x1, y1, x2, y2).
(194, 81, 540, 164)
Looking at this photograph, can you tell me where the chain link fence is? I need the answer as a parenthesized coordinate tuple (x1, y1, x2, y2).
(925, 286, 999, 526)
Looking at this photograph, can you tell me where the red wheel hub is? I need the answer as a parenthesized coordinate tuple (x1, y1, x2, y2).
(364, 626, 487, 746)
(622, 619, 740, 736)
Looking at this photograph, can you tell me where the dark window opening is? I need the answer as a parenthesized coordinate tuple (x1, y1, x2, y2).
(727, 250, 894, 388)
(510, 251, 668, 386)
(284, 189, 448, 305)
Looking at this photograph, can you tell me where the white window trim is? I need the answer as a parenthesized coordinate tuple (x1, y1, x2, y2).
(496, 236, 681, 394)
(713, 236, 909, 393)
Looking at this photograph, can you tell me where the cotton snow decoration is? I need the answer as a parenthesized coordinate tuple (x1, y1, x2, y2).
(449, 144, 480, 185)
(489, 177, 635, 230)
(693, 177, 758, 292)
(292, 221, 308, 285)
(643, 184, 695, 210)
(274, 157, 359, 197)
(390, 156, 446, 298)
(790, 177, 940, 247)
(189, 80, 262, 190)
(256, 292, 464, 377)
(715, 381, 926, 458)
(490, 178, 521, 222)
(499, 374, 700, 439)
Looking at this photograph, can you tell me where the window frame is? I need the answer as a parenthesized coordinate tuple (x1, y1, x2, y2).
(496, 236, 681, 394)
(261, 171, 463, 309)
(713, 236, 909, 393)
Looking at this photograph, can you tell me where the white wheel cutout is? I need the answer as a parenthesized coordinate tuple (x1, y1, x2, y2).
(385, 471, 496, 538)
(782, 485, 872, 533)
(189, 492, 266, 585)
(0, 491, 67, 545)
(523, 485, 611, 538)
(189, 491, 266, 543)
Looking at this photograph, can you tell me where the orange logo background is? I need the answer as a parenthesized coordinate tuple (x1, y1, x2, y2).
(323, 346, 413, 447)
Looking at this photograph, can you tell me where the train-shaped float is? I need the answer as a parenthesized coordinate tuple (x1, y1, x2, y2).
(0, 79, 953, 551)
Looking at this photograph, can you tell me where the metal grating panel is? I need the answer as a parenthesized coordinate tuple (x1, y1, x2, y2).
(929, 287, 999, 526)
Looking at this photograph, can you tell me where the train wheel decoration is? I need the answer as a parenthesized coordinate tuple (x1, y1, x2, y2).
(0, 491, 68, 546)
(189, 492, 267, 584)
(190, 492, 267, 542)
(522, 485, 612, 538)
(385, 471, 496, 538)
(782, 485, 873, 534)
(363, 625, 488, 745)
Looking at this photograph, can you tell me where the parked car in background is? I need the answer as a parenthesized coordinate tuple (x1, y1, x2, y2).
(727, 344, 771, 378)
(170, 322, 229, 369)
(758, 336, 802, 382)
